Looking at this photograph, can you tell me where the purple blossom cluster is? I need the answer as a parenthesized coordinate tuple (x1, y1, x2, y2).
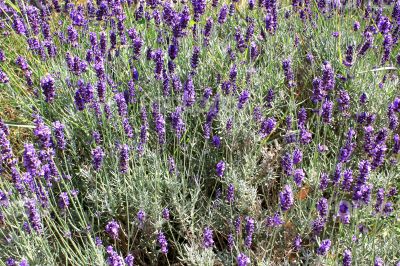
(0, 0, 399, 265)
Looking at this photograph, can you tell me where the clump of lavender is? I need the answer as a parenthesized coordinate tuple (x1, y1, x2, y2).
(91, 147, 105, 171)
(190, 46, 200, 70)
(237, 253, 250, 266)
(381, 33, 393, 65)
(265, 212, 283, 227)
(343, 45, 354, 67)
(321, 100, 333, 124)
(293, 168, 305, 187)
(244, 216, 255, 248)
(125, 254, 134, 266)
(0, 69, 9, 83)
(216, 160, 225, 177)
(40, 74, 56, 103)
(106, 246, 124, 266)
(52, 121, 66, 150)
(171, 106, 185, 139)
(58, 192, 70, 210)
(226, 183, 234, 203)
(238, 90, 250, 109)
(259, 117, 276, 138)
(279, 185, 294, 211)
(162, 207, 170, 220)
(316, 239, 331, 256)
(343, 249, 352, 266)
(218, 4, 228, 24)
(157, 231, 168, 254)
(105, 220, 120, 240)
(358, 31, 374, 57)
(282, 58, 295, 88)
(137, 209, 146, 225)
(24, 199, 43, 234)
(321, 61, 335, 91)
(119, 144, 129, 174)
(183, 76, 196, 107)
(203, 226, 214, 248)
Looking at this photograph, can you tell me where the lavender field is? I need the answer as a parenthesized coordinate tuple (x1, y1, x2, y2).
(0, 0, 400, 265)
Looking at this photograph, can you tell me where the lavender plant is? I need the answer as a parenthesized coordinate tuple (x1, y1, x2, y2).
(0, 0, 400, 265)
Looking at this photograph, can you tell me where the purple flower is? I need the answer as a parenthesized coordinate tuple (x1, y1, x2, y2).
(162, 207, 170, 220)
(358, 32, 374, 57)
(293, 168, 305, 187)
(317, 239, 331, 256)
(337, 90, 350, 112)
(316, 197, 328, 217)
(218, 5, 228, 24)
(216, 160, 225, 177)
(299, 126, 312, 144)
(321, 61, 335, 91)
(0, 69, 9, 84)
(23, 144, 43, 177)
(67, 25, 78, 46)
(259, 117, 276, 138)
(244, 216, 255, 248)
(106, 246, 124, 266)
(237, 253, 250, 266)
(343, 249, 352, 266)
(24, 199, 43, 234)
(319, 173, 329, 191)
(280, 185, 294, 211)
(265, 212, 284, 227)
(119, 144, 129, 174)
(192, 0, 206, 21)
(383, 202, 393, 217)
(52, 121, 66, 150)
(19, 259, 29, 266)
(91, 147, 105, 171)
(282, 58, 295, 88)
(105, 220, 120, 240)
(293, 235, 302, 251)
(40, 74, 56, 103)
(253, 106, 262, 123)
(281, 152, 293, 177)
(157, 231, 168, 254)
(374, 188, 385, 213)
(125, 254, 134, 266)
(203, 226, 214, 248)
(171, 107, 185, 139)
(168, 156, 176, 175)
(6, 257, 15, 266)
(312, 217, 326, 235)
(343, 45, 354, 67)
(183, 76, 196, 107)
(12, 15, 26, 35)
(321, 100, 333, 124)
(353, 21, 360, 31)
(137, 209, 146, 224)
(238, 90, 250, 109)
(227, 233, 234, 250)
(226, 183, 234, 203)
(374, 257, 384, 266)
(250, 42, 259, 60)
(191, 46, 200, 70)
(212, 135, 221, 148)
(293, 149, 303, 164)
(114, 93, 128, 117)
(58, 192, 70, 210)
(341, 169, 353, 191)
(152, 106, 166, 146)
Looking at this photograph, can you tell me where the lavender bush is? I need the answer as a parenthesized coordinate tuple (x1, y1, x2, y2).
(0, 0, 400, 265)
